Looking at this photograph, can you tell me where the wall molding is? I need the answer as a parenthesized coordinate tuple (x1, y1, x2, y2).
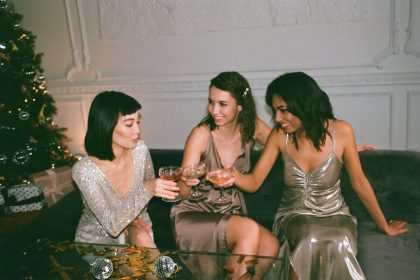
(404, 0, 420, 60)
(48, 71, 420, 96)
(64, 0, 101, 82)
(373, 0, 399, 68)
(407, 91, 420, 150)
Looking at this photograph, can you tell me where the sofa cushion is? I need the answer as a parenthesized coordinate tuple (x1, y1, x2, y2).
(356, 221, 420, 280)
(341, 150, 420, 223)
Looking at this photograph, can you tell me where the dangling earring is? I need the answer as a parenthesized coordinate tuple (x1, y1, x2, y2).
(238, 105, 242, 112)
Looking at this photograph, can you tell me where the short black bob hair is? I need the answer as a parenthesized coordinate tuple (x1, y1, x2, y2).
(84, 91, 141, 160)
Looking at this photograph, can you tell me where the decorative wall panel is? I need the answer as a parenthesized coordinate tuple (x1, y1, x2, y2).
(407, 91, 420, 150)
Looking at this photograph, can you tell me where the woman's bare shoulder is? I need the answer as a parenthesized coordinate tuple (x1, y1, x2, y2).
(334, 119, 354, 135)
(189, 125, 211, 140)
(184, 125, 211, 155)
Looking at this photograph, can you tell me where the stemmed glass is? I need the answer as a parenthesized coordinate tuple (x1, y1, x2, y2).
(182, 163, 207, 201)
(207, 168, 233, 206)
(159, 166, 183, 203)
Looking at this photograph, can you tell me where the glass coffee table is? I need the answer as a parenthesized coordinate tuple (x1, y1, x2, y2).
(3, 239, 287, 279)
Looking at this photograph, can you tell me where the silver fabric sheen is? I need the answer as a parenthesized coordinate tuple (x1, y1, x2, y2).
(271, 128, 365, 280)
(72, 140, 154, 245)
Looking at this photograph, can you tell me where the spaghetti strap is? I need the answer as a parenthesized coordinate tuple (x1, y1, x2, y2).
(332, 120, 336, 152)
(285, 133, 290, 155)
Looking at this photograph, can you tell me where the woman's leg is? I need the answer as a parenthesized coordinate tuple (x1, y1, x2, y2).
(226, 216, 261, 279)
(289, 267, 298, 280)
(255, 225, 280, 278)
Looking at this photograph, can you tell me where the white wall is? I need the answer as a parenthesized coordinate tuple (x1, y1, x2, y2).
(10, 0, 420, 153)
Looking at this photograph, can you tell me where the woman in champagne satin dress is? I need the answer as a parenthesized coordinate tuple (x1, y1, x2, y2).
(233, 72, 408, 280)
(171, 72, 279, 279)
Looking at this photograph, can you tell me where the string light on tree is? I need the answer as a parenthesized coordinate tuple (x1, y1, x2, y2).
(0, 0, 76, 187)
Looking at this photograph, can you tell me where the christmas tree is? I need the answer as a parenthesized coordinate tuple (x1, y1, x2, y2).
(0, 0, 75, 188)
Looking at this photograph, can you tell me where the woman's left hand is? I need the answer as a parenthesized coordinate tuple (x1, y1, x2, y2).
(124, 217, 152, 236)
(356, 144, 375, 152)
(383, 219, 409, 236)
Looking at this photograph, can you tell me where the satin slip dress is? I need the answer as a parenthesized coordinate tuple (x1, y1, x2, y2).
(271, 123, 366, 280)
(171, 129, 252, 279)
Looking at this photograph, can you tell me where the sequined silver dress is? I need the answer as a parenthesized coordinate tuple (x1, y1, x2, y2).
(72, 140, 154, 245)
(271, 127, 366, 280)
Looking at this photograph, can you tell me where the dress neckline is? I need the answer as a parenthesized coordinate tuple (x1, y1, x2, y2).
(284, 120, 341, 175)
(87, 149, 136, 200)
(287, 151, 339, 175)
(209, 130, 247, 169)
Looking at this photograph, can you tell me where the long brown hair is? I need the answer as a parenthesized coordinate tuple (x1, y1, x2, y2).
(199, 71, 257, 146)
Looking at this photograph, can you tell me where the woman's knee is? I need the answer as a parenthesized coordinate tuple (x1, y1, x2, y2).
(227, 216, 260, 246)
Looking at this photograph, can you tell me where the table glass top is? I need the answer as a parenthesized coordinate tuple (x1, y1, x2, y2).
(12, 239, 287, 279)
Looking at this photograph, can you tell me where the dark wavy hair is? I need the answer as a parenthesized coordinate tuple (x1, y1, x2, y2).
(265, 72, 335, 151)
(199, 71, 257, 146)
(84, 91, 142, 160)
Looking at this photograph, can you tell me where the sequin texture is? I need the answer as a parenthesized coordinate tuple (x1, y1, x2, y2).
(72, 140, 154, 245)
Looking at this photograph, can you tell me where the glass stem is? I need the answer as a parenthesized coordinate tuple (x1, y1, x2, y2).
(219, 187, 224, 199)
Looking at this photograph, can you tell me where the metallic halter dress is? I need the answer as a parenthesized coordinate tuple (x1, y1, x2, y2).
(271, 125, 366, 280)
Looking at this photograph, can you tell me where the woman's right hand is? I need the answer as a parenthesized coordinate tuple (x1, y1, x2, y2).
(144, 179, 179, 200)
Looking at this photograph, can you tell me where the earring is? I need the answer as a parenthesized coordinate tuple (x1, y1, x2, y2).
(238, 105, 242, 111)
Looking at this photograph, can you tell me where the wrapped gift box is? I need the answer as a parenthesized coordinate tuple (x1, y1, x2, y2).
(6, 183, 45, 213)
(31, 166, 74, 207)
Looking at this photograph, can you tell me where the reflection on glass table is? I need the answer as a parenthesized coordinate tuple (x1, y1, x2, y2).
(10, 239, 287, 279)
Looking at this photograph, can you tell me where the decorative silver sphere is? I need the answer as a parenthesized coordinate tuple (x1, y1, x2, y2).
(153, 256, 178, 278)
(90, 257, 113, 280)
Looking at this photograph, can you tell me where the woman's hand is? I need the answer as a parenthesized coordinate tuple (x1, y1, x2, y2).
(382, 219, 409, 236)
(180, 176, 200, 187)
(124, 217, 152, 236)
(206, 167, 235, 188)
(130, 218, 152, 233)
(356, 144, 375, 152)
(144, 178, 179, 200)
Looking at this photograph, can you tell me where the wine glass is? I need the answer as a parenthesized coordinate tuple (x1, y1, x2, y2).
(207, 168, 233, 206)
(183, 163, 207, 201)
(159, 166, 183, 202)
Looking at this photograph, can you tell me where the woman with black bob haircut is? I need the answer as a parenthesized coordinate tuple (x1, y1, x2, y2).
(73, 91, 180, 247)
(84, 91, 141, 159)
(232, 72, 408, 279)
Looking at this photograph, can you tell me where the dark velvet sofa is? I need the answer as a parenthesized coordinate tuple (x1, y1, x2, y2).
(1, 149, 420, 279)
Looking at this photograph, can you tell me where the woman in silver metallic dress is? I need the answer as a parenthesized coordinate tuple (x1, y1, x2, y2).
(233, 72, 408, 280)
(171, 72, 280, 279)
(72, 91, 179, 247)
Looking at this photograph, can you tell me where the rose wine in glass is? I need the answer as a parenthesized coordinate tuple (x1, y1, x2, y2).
(159, 166, 183, 202)
(207, 168, 232, 206)
(183, 163, 207, 201)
